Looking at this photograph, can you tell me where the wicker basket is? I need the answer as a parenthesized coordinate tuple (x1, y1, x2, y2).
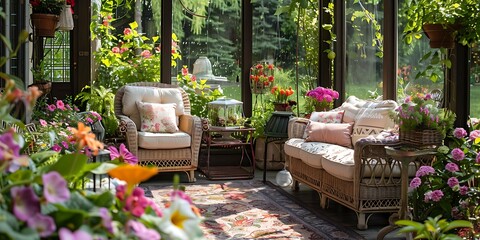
(399, 130, 443, 147)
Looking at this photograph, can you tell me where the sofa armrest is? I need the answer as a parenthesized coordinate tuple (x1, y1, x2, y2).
(287, 117, 309, 139)
(179, 114, 202, 166)
(353, 137, 402, 184)
(117, 115, 139, 156)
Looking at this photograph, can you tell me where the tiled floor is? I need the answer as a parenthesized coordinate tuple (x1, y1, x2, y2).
(145, 168, 406, 240)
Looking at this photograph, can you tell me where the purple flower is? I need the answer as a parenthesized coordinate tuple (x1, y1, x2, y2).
(424, 190, 444, 202)
(447, 177, 459, 188)
(453, 128, 468, 139)
(10, 186, 40, 221)
(59, 228, 92, 240)
(108, 143, 138, 165)
(27, 213, 56, 237)
(85, 117, 94, 124)
(43, 171, 70, 203)
(415, 166, 435, 177)
(445, 162, 459, 172)
(126, 220, 160, 240)
(99, 207, 113, 233)
(451, 148, 465, 161)
(470, 130, 480, 141)
(52, 144, 62, 152)
(61, 141, 69, 149)
(0, 132, 29, 172)
(409, 177, 421, 189)
(460, 186, 469, 195)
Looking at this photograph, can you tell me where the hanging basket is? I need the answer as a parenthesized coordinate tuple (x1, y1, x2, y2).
(423, 23, 459, 49)
(31, 14, 59, 38)
(399, 129, 443, 148)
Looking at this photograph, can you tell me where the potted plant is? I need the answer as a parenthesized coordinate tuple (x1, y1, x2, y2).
(29, 60, 52, 95)
(403, 0, 480, 48)
(305, 86, 339, 112)
(270, 85, 295, 111)
(29, 0, 65, 37)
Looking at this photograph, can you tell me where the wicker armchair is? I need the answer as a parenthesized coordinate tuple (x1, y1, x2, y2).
(114, 82, 202, 182)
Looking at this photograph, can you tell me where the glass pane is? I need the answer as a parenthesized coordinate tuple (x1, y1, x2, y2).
(251, 1, 317, 115)
(172, 1, 242, 100)
(345, 0, 383, 100)
(44, 31, 71, 83)
(470, 43, 480, 118)
(397, 0, 445, 103)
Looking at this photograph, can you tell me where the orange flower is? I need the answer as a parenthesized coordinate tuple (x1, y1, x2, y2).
(69, 122, 104, 155)
(108, 164, 157, 192)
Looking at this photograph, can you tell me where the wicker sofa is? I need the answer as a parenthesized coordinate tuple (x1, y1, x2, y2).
(284, 96, 408, 229)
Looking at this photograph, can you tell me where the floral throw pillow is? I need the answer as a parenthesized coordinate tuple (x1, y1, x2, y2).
(303, 111, 344, 138)
(136, 102, 179, 133)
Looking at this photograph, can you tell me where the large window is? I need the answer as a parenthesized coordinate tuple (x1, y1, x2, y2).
(345, 0, 383, 100)
(470, 43, 480, 118)
(397, 0, 445, 103)
(43, 32, 71, 83)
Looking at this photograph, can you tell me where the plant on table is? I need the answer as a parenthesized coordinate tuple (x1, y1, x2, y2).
(392, 92, 456, 137)
(0, 80, 205, 239)
(270, 85, 295, 111)
(305, 86, 339, 112)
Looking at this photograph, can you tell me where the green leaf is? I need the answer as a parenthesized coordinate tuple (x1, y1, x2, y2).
(89, 191, 115, 208)
(91, 162, 117, 174)
(0, 222, 39, 240)
(6, 169, 33, 183)
(29, 150, 58, 162)
(444, 220, 473, 232)
(47, 153, 88, 177)
(129, 21, 138, 30)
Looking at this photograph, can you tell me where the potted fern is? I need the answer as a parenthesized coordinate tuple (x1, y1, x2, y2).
(29, 60, 52, 95)
(403, 0, 480, 48)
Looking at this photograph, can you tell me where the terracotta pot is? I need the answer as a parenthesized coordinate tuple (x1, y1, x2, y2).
(31, 14, 59, 38)
(422, 23, 459, 49)
(273, 103, 289, 111)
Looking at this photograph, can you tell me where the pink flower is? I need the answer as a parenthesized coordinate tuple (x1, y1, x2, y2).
(460, 186, 469, 195)
(451, 148, 465, 161)
(171, 190, 193, 204)
(52, 144, 62, 152)
(56, 100, 66, 110)
(445, 162, 459, 172)
(126, 220, 160, 240)
(415, 166, 435, 177)
(124, 187, 150, 217)
(182, 66, 189, 76)
(424, 190, 444, 202)
(141, 50, 152, 58)
(43, 171, 70, 203)
(59, 228, 92, 240)
(409, 177, 421, 189)
(108, 143, 138, 165)
(40, 119, 47, 127)
(112, 47, 120, 53)
(469, 130, 480, 141)
(123, 28, 132, 35)
(476, 152, 480, 164)
(48, 104, 56, 112)
(447, 177, 459, 188)
(453, 128, 467, 139)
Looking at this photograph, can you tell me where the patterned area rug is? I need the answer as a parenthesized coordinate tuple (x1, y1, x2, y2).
(142, 180, 363, 240)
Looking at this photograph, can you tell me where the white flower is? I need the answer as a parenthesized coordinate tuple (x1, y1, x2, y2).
(157, 198, 204, 240)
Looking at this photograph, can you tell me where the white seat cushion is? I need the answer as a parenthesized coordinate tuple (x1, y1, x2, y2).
(284, 138, 305, 159)
(138, 131, 191, 149)
(320, 146, 355, 181)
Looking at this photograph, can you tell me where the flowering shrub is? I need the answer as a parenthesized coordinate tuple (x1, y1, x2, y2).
(249, 63, 275, 94)
(305, 86, 339, 111)
(92, 18, 180, 91)
(393, 93, 455, 136)
(270, 86, 294, 104)
(0, 81, 204, 240)
(177, 66, 224, 118)
(408, 124, 480, 237)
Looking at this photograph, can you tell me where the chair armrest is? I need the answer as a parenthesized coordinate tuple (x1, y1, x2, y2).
(117, 115, 139, 155)
(179, 114, 202, 166)
(287, 117, 309, 139)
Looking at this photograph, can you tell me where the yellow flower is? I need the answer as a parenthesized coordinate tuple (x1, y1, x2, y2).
(108, 164, 157, 192)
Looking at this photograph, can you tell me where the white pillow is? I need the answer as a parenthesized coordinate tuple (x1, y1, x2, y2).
(136, 102, 179, 133)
